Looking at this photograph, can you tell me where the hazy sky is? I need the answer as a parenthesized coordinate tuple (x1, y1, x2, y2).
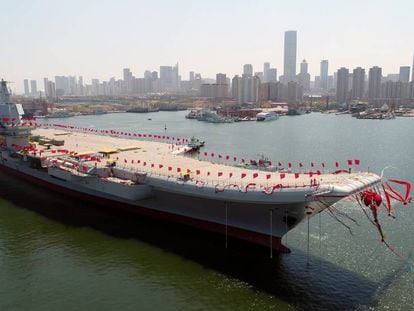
(1, 0, 413, 92)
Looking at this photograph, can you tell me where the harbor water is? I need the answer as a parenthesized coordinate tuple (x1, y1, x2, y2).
(1, 112, 413, 310)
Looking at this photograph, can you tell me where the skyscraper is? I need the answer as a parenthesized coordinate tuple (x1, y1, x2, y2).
(368, 66, 382, 105)
(352, 67, 365, 99)
(263, 62, 270, 82)
(297, 59, 310, 91)
(43, 78, 49, 97)
(30, 80, 37, 96)
(336, 67, 349, 104)
(243, 64, 253, 76)
(283, 30, 297, 83)
(399, 66, 410, 82)
(267, 68, 277, 82)
(412, 54, 414, 82)
(320, 60, 329, 90)
(23, 79, 30, 96)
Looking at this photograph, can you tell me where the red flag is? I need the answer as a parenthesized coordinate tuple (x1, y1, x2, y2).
(196, 170, 200, 175)
(226, 155, 229, 160)
(124, 159, 127, 163)
(288, 162, 292, 168)
(168, 166, 172, 171)
(143, 162, 147, 166)
(159, 164, 163, 169)
(355, 159, 360, 165)
(311, 162, 314, 167)
(177, 168, 181, 172)
(204, 152, 208, 156)
(268, 161, 272, 166)
(266, 174, 271, 180)
(299, 162, 303, 168)
(241, 159, 245, 163)
(335, 162, 339, 168)
(278, 162, 282, 167)
(229, 172, 233, 178)
(347, 160, 353, 165)
(280, 173, 286, 179)
(131, 160, 134, 164)
(211, 153, 214, 157)
(253, 173, 258, 179)
(207, 172, 210, 176)
(233, 157, 237, 161)
(241, 173, 247, 179)
(219, 154, 222, 159)
(218, 172, 223, 177)
(151, 164, 155, 168)
(309, 172, 313, 177)
(294, 173, 299, 179)
(322, 162, 325, 168)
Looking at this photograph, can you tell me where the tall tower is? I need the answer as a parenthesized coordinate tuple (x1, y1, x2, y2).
(336, 67, 349, 104)
(243, 64, 253, 76)
(283, 30, 297, 83)
(352, 67, 365, 99)
(320, 60, 329, 90)
(23, 79, 30, 96)
(368, 66, 382, 105)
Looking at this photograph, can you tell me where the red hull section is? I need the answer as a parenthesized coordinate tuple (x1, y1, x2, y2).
(0, 164, 290, 253)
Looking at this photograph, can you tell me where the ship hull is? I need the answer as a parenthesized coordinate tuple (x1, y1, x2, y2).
(0, 162, 292, 253)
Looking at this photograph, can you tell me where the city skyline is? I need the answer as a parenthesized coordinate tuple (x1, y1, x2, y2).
(1, 0, 414, 92)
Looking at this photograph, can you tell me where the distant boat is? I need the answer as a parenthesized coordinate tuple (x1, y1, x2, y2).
(256, 111, 278, 121)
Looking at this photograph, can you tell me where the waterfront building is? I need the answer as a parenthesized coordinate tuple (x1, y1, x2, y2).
(399, 66, 410, 82)
(352, 67, 365, 99)
(368, 66, 382, 105)
(43, 78, 48, 97)
(263, 62, 270, 82)
(320, 60, 329, 90)
(189, 71, 194, 81)
(336, 67, 349, 104)
(200, 73, 229, 98)
(287, 81, 303, 104)
(123, 68, 132, 93)
(30, 80, 37, 96)
(23, 79, 29, 96)
(243, 64, 253, 76)
(297, 59, 310, 92)
(283, 30, 297, 83)
(232, 74, 260, 105)
(267, 68, 277, 82)
(46, 81, 56, 99)
(259, 82, 284, 102)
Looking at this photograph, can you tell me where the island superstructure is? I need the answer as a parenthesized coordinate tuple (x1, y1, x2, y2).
(0, 80, 384, 253)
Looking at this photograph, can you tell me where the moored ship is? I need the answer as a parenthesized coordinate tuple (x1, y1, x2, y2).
(0, 80, 409, 254)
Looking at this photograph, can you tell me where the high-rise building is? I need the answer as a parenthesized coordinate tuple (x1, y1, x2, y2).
(123, 68, 132, 93)
(336, 67, 349, 104)
(399, 66, 410, 82)
(320, 60, 329, 90)
(412, 54, 414, 82)
(232, 74, 260, 104)
(24, 79, 30, 96)
(30, 80, 37, 96)
(352, 67, 365, 100)
(189, 71, 195, 81)
(43, 78, 49, 97)
(283, 30, 297, 83)
(243, 64, 253, 76)
(368, 66, 382, 105)
(297, 59, 310, 91)
(263, 62, 270, 82)
(216, 73, 227, 85)
(267, 68, 277, 82)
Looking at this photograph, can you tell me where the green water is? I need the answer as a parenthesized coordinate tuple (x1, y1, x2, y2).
(1, 112, 413, 310)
